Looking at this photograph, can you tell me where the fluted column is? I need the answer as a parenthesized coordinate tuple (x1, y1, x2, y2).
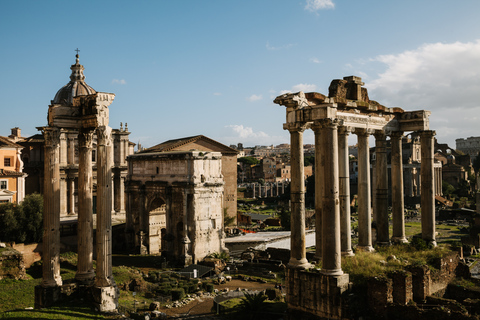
(420, 130, 437, 246)
(312, 122, 323, 261)
(339, 126, 354, 256)
(287, 124, 310, 269)
(391, 131, 407, 243)
(41, 127, 62, 287)
(95, 126, 115, 287)
(356, 128, 374, 252)
(320, 119, 342, 275)
(374, 131, 389, 245)
(76, 128, 95, 283)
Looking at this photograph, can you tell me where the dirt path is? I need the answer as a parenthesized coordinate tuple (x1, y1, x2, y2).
(159, 279, 276, 318)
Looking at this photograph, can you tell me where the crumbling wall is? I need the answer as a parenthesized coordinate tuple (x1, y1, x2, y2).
(0, 247, 26, 280)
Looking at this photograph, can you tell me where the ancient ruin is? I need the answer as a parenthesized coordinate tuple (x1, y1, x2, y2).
(34, 54, 118, 311)
(125, 136, 235, 264)
(274, 76, 437, 319)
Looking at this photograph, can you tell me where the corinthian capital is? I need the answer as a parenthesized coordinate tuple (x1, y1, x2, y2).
(42, 127, 61, 148)
(97, 126, 112, 146)
(78, 129, 94, 149)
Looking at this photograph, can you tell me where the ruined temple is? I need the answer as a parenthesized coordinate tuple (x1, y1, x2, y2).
(35, 54, 118, 311)
(274, 76, 437, 319)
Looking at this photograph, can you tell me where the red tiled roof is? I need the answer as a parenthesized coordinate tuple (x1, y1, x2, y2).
(0, 136, 23, 149)
(0, 169, 24, 177)
(140, 135, 238, 155)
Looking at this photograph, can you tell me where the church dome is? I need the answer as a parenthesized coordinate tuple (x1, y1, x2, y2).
(52, 53, 96, 105)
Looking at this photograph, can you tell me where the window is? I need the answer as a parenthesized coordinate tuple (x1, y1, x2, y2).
(4, 157, 11, 167)
(0, 180, 7, 190)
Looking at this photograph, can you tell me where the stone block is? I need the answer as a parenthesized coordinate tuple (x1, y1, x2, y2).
(34, 285, 61, 309)
(92, 285, 119, 312)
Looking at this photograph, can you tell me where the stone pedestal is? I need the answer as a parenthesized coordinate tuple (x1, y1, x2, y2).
(286, 268, 349, 319)
(34, 285, 62, 309)
(92, 286, 119, 312)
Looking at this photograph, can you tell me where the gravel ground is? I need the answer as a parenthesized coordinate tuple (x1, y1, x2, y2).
(160, 279, 277, 319)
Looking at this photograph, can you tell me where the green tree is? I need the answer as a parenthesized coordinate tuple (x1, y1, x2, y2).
(304, 155, 315, 167)
(442, 180, 455, 197)
(22, 193, 44, 243)
(238, 156, 260, 166)
(0, 193, 43, 244)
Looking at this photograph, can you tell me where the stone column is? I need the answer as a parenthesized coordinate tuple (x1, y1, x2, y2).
(339, 126, 354, 256)
(181, 189, 192, 266)
(41, 127, 62, 287)
(95, 126, 115, 287)
(68, 178, 75, 215)
(391, 131, 407, 243)
(59, 176, 68, 216)
(76, 128, 95, 283)
(320, 119, 342, 275)
(356, 128, 374, 251)
(374, 131, 389, 246)
(119, 175, 126, 214)
(312, 122, 323, 261)
(420, 130, 437, 246)
(287, 124, 310, 269)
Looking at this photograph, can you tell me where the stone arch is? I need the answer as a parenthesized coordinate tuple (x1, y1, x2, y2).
(148, 196, 167, 254)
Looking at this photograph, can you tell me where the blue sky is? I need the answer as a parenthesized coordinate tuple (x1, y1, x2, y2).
(1, 0, 480, 149)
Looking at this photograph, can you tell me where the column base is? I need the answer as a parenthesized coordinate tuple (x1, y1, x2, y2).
(287, 258, 311, 269)
(75, 271, 95, 285)
(376, 241, 391, 247)
(392, 236, 408, 244)
(321, 268, 344, 276)
(92, 285, 119, 312)
(356, 245, 375, 252)
(341, 249, 355, 257)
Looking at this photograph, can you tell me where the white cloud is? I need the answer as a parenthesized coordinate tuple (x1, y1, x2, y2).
(112, 79, 126, 85)
(247, 94, 263, 101)
(305, 0, 334, 12)
(280, 83, 318, 95)
(224, 125, 287, 146)
(213, 92, 222, 96)
(266, 41, 296, 51)
(310, 57, 321, 64)
(365, 40, 480, 146)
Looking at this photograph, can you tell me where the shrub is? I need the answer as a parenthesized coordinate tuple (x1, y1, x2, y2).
(171, 288, 185, 301)
(205, 283, 214, 293)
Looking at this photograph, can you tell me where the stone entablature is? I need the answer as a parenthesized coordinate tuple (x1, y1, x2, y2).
(125, 151, 226, 264)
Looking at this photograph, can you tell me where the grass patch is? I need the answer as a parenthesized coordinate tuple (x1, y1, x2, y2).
(341, 244, 452, 285)
(0, 301, 112, 319)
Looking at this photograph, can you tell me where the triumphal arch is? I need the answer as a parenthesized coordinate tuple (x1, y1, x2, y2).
(35, 54, 118, 311)
(274, 76, 437, 319)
